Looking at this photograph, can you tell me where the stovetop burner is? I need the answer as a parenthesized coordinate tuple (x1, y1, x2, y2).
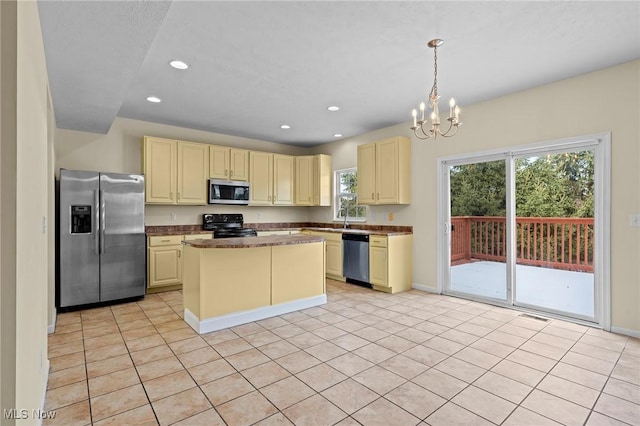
(203, 213, 257, 238)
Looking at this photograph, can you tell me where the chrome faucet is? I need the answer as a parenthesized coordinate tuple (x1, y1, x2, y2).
(343, 197, 350, 229)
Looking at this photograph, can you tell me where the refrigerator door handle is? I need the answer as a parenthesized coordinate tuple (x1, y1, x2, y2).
(100, 189, 106, 254)
(94, 189, 100, 255)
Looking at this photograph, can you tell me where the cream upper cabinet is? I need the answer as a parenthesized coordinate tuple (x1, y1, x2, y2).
(209, 145, 230, 179)
(249, 151, 274, 205)
(143, 136, 177, 204)
(296, 154, 332, 206)
(357, 143, 376, 205)
(143, 137, 208, 205)
(313, 154, 332, 206)
(357, 136, 411, 205)
(209, 145, 249, 181)
(229, 149, 250, 181)
(250, 152, 293, 206)
(295, 156, 314, 206)
(177, 141, 209, 205)
(273, 154, 294, 205)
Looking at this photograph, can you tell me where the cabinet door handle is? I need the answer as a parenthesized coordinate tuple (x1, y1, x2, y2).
(371, 192, 374, 199)
(225, 169, 228, 176)
(178, 250, 181, 258)
(170, 192, 174, 200)
(230, 170, 233, 177)
(161, 239, 171, 243)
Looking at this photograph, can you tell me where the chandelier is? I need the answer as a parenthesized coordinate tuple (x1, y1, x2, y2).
(411, 39, 461, 139)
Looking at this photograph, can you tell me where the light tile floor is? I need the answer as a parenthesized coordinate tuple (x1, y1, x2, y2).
(45, 280, 640, 426)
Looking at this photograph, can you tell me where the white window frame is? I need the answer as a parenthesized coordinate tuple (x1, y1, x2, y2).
(334, 168, 366, 222)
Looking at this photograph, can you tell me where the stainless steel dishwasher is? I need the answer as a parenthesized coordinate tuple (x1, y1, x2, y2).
(342, 233, 370, 285)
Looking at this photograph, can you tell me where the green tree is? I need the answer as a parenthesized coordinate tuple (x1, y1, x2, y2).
(450, 161, 506, 216)
(515, 157, 572, 217)
(450, 151, 594, 218)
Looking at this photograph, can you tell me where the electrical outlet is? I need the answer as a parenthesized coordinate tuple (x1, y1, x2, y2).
(631, 214, 640, 227)
(41, 216, 47, 234)
(170, 213, 177, 221)
(388, 212, 394, 221)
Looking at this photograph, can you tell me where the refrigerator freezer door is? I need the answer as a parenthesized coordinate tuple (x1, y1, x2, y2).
(99, 173, 146, 302)
(59, 170, 100, 307)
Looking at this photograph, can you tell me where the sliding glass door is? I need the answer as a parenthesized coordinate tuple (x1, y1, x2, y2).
(448, 159, 508, 302)
(440, 136, 607, 325)
(513, 150, 595, 320)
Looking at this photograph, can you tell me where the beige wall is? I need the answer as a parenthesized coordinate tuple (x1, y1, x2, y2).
(310, 60, 640, 334)
(0, 0, 52, 420)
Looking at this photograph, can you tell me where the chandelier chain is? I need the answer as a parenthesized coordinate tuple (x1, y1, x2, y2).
(430, 46, 438, 103)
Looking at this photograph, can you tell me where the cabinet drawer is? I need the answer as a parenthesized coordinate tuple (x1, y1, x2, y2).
(183, 233, 213, 241)
(148, 235, 183, 247)
(370, 235, 387, 247)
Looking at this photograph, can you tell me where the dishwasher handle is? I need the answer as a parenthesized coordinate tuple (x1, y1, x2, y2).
(342, 233, 369, 242)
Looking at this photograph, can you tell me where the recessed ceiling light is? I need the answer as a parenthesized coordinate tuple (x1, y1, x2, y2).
(169, 60, 189, 70)
(146, 96, 162, 103)
(280, 124, 291, 129)
(333, 133, 343, 138)
(327, 106, 340, 112)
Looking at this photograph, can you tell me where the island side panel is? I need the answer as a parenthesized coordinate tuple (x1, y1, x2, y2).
(199, 247, 272, 318)
(271, 241, 325, 305)
(183, 245, 201, 318)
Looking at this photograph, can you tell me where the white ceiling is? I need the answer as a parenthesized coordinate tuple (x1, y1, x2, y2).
(38, 1, 640, 147)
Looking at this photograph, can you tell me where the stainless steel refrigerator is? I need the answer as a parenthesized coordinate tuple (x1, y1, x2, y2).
(57, 169, 146, 308)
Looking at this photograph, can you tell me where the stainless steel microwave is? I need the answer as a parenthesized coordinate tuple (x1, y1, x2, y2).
(208, 179, 250, 205)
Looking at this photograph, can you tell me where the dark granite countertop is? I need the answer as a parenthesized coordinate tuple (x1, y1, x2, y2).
(146, 222, 412, 237)
(183, 234, 325, 248)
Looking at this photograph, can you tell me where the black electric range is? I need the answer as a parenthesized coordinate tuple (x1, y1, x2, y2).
(202, 213, 258, 238)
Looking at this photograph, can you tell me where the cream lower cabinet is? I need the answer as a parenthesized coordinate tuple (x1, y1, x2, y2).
(301, 231, 343, 280)
(148, 235, 183, 288)
(148, 234, 213, 290)
(369, 234, 413, 293)
(325, 238, 343, 280)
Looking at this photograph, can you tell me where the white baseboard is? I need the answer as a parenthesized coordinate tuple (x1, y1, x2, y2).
(610, 326, 640, 339)
(412, 283, 439, 293)
(38, 359, 50, 426)
(47, 308, 57, 334)
(185, 294, 328, 334)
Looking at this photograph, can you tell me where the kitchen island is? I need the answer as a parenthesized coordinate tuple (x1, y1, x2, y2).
(182, 235, 326, 334)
